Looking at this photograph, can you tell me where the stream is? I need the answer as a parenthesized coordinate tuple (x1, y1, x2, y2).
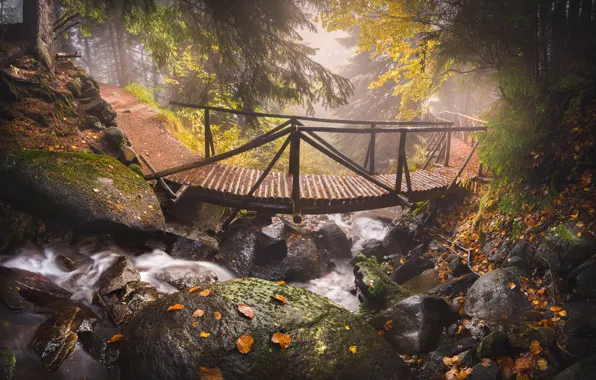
(0, 213, 394, 379)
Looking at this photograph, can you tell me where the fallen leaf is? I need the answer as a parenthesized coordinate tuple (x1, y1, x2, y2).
(550, 305, 562, 312)
(384, 320, 394, 330)
(345, 325, 350, 330)
(214, 311, 222, 320)
(349, 345, 357, 354)
(276, 280, 286, 285)
(558, 309, 567, 317)
(236, 334, 254, 354)
(189, 285, 201, 293)
(93, 188, 100, 193)
(272, 295, 287, 303)
(443, 355, 459, 366)
(508, 282, 517, 289)
(457, 325, 464, 334)
(481, 358, 491, 367)
(537, 358, 548, 371)
(192, 321, 198, 327)
(107, 333, 125, 343)
(168, 304, 184, 311)
(529, 340, 543, 355)
(377, 330, 384, 336)
(238, 304, 255, 319)
(271, 332, 291, 349)
(199, 289, 211, 297)
(193, 309, 205, 317)
(513, 356, 533, 372)
(200, 332, 210, 338)
(200, 366, 223, 380)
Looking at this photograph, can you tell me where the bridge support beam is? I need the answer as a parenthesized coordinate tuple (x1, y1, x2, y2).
(290, 125, 301, 223)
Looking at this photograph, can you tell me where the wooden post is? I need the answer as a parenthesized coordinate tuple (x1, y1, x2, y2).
(369, 123, 376, 174)
(395, 132, 406, 192)
(445, 131, 451, 166)
(290, 121, 301, 221)
(204, 108, 211, 158)
(402, 149, 412, 192)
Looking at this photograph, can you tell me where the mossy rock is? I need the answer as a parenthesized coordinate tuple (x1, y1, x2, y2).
(0, 347, 15, 380)
(0, 150, 164, 233)
(119, 278, 412, 380)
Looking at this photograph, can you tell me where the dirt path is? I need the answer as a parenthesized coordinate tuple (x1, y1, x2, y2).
(99, 84, 198, 174)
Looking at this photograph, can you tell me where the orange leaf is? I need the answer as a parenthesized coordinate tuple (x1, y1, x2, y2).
(550, 305, 562, 312)
(272, 295, 287, 303)
(189, 285, 201, 293)
(349, 345, 357, 354)
(193, 309, 205, 317)
(238, 304, 255, 319)
(529, 340, 543, 355)
(107, 333, 125, 343)
(192, 321, 198, 327)
(200, 366, 223, 380)
(443, 355, 459, 366)
(168, 303, 184, 311)
(199, 289, 211, 297)
(558, 309, 567, 317)
(200, 332, 210, 338)
(236, 333, 254, 354)
(214, 311, 222, 320)
(276, 280, 286, 285)
(271, 332, 291, 349)
(384, 320, 394, 330)
(508, 282, 517, 289)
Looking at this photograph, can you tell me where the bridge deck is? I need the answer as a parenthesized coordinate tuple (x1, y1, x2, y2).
(164, 159, 472, 214)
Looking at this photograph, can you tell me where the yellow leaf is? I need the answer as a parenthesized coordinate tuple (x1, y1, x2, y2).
(193, 309, 205, 317)
(443, 355, 459, 366)
(345, 325, 350, 330)
(167, 303, 184, 311)
(189, 285, 201, 293)
(558, 309, 567, 317)
(236, 334, 254, 354)
(537, 358, 548, 371)
(529, 340, 543, 355)
(349, 345, 357, 354)
(271, 332, 291, 349)
(271, 295, 287, 304)
(199, 289, 211, 297)
(238, 304, 255, 319)
(107, 333, 125, 343)
(200, 332, 210, 338)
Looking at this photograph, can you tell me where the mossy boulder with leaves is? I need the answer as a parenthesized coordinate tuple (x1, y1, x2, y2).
(119, 278, 412, 380)
(353, 255, 410, 311)
(0, 150, 164, 233)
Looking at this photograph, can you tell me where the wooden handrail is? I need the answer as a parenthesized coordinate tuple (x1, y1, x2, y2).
(170, 101, 456, 126)
(297, 125, 486, 134)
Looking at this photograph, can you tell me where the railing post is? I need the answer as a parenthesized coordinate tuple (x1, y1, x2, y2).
(204, 108, 211, 158)
(289, 119, 301, 222)
(369, 123, 376, 174)
(445, 131, 451, 166)
(395, 132, 406, 192)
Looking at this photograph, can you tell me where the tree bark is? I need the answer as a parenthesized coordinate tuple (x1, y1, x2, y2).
(115, 18, 129, 85)
(108, 21, 123, 86)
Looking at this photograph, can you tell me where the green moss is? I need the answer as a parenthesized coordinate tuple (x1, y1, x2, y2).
(554, 224, 579, 246)
(128, 164, 144, 177)
(0, 347, 16, 367)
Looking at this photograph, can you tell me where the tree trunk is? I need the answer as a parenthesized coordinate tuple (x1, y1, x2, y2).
(108, 21, 123, 86)
(5, 0, 55, 70)
(115, 18, 129, 85)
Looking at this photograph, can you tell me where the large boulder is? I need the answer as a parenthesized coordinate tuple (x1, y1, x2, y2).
(533, 225, 596, 275)
(98, 256, 140, 295)
(383, 225, 414, 255)
(168, 232, 220, 261)
(313, 221, 352, 259)
(0, 266, 72, 313)
(119, 278, 413, 380)
(391, 256, 435, 284)
(464, 269, 530, 321)
(28, 306, 84, 371)
(85, 98, 117, 126)
(219, 222, 319, 282)
(428, 273, 479, 297)
(0, 151, 165, 233)
(568, 256, 596, 298)
(366, 295, 458, 355)
(559, 300, 596, 358)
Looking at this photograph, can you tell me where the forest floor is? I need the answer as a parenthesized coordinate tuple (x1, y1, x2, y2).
(99, 84, 197, 174)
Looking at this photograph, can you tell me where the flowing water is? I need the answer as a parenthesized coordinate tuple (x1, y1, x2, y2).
(292, 214, 390, 312)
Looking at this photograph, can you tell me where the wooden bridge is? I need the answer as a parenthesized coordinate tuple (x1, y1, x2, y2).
(142, 103, 486, 225)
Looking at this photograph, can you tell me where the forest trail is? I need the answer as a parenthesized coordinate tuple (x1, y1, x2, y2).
(100, 84, 198, 174)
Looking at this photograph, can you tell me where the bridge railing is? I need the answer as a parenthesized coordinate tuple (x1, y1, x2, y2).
(149, 103, 486, 223)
